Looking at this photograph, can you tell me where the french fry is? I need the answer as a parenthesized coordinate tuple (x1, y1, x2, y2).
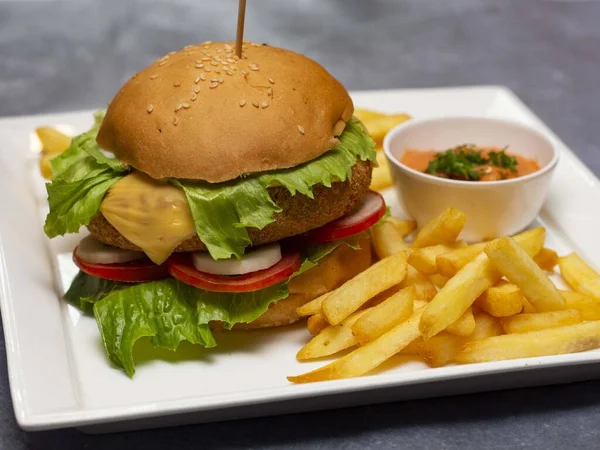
(456, 321, 600, 363)
(296, 292, 330, 317)
(288, 308, 424, 383)
(370, 220, 408, 259)
(408, 243, 463, 275)
(484, 237, 565, 312)
(353, 109, 411, 147)
(420, 333, 463, 367)
(436, 228, 545, 277)
(476, 281, 524, 317)
(446, 307, 476, 336)
(420, 312, 502, 366)
(352, 286, 415, 344)
(561, 290, 600, 320)
(522, 297, 537, 313)
(322, 251, 408, 325)
(36, 127, 72, 154)
(420, 252, 501, 340)
(500, 309, 581, 334)
(307, 313, 328, 336)
(400, 337, 424, 355)
(370, 150, 393, 191)
(430, 274, 450, 289)
(412, 208, 467, 248)
(387, 217, 417, 237)
(399, 265, 437, 301)
(559, 253, 600, 301)
(534, 248, 559, 272)
(297, 309, 370, 360)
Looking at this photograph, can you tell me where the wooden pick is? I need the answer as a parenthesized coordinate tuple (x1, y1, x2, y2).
(235, 0, 247, 58)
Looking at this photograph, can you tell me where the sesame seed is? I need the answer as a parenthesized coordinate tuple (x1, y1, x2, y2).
(252, 100, 259, 108)
(242, 44, 248, 49)
(224, 44, 232, 50)
(222, 61, 229, 65)
(202, 57, 211, 61)
(211, 77, 218, 82)
(210, 61, 218, 66)
(233, 55, 240, 61)
(194, 75, 201, 84)
(193, 85, 200, 93)
(261, 100, 269, 109)
(239, 98, 246, 107)
(225, 70, 234, 76)
(175, 104, 183, 112)
(147, 104, 154, 113)
(173, 116, 179, 126)
(159, 60, 167, 66)
(169, 51, 176, 55)
(267, 87, 273, 96)
(203, 40, 213, 45)
(298, 125, 305, 135)
(252, 42, 261, 47)
(195, 59, 203, 64)
(218, 77, 224, 84)
(150, 74, 158, 80)
(190, 92, 197, 101)
(182, 102, 191, 109)
(213, 69, 221, 74)
(200, 73, 206, 81)
(210, 82, 218, 89)
(174, 81, 181, 87)
(268, 77, 275, 84)
(227, 57, 236, 63)
(195, 63, 204, 69)
(241, 69, 248, 76)
(249, 64, 259, 71)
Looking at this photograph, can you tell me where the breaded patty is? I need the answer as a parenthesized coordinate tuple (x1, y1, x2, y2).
(87, 159, 372, 252)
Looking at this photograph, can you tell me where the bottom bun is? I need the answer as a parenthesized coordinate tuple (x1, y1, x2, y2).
(223, 236, 372, 330)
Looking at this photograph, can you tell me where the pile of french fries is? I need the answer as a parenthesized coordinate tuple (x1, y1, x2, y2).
(354, 108, 411, 191)
(288, 207, 600, 383)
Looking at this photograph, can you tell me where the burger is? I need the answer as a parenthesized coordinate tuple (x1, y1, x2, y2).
(44, 41, 384, 376)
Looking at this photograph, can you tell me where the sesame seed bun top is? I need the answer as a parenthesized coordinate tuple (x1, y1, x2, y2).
(96, 41, 354, 182)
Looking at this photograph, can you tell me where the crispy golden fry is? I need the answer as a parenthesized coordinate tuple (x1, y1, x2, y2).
(446, 307, 476, 336)
(484, 237, 565, 312)
(352, 286, 415, 345)
(420, 333, 464, 367)
(420, 313, 503, 366)
(399, 265, 438, 301)
(288, 308, 424, 383)
(400, 337, 424, 355)
(413, 208, 467, 248)
(476, 281, 524, 317)
(296, 292, 330, 317)
(387, 217, 417, 237)
(408, 243, 463, 275)
(456, 321, 600, 364)
(522, 297, 537, 313)
(561, 290, 600, 320)
(297, 309, 370, 360)
(36, 127, 71, 154)
(371, 221, 408, 259)
(500, 309, 581, 334)
(420, 252, 501, 340)
(39, 154, 55, 179)
(322, 251, 408, 325)
(353, 109, 411, 147)
(370, 150, 393, 191)
(429, 274, 450, 289)
(307, 313, 329, 336)
(436, 228, 545, 277)
(534, 248, 559, 272)
(559, 253, 600, 301)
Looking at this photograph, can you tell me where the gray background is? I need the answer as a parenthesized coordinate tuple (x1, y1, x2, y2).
(1, 0, 600, 448)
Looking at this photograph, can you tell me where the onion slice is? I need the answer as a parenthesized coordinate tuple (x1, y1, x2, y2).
(192, 243, 282, 276)
(75, 235, 145, 265)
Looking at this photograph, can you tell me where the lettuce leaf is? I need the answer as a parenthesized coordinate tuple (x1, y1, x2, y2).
(177, 118, 376, 259)
(44, 111, 128, 238)
(66, 236, 361, 376)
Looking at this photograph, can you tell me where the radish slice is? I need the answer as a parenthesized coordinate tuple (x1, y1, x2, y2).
(75, 235, 145, 265)
(192, 243, 282, 276)
(334, 191, 385, 228)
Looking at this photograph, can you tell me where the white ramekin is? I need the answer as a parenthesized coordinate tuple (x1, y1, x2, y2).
(383, 116, 559, 241)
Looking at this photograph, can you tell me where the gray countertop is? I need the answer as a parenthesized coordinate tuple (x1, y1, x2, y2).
(1, 0, 600, 448)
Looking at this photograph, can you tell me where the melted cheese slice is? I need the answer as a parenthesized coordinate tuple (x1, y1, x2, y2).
(99, 172, 195, 264)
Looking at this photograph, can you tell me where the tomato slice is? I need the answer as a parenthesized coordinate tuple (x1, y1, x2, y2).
(307, 190, 386, 244)
(73, 250, 171, 282)
(167, 249, 301, 293)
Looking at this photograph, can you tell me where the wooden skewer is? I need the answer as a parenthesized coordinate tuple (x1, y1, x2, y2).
(235, 0, 247, 58)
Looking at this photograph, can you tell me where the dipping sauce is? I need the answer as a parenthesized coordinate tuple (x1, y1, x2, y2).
(400, 144, 540, 181)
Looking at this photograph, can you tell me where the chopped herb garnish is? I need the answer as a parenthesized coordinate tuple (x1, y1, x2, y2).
(425, 145, 517, 181)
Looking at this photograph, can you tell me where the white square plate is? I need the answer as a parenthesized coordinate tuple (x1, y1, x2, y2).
(2, 86, 600, 433)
